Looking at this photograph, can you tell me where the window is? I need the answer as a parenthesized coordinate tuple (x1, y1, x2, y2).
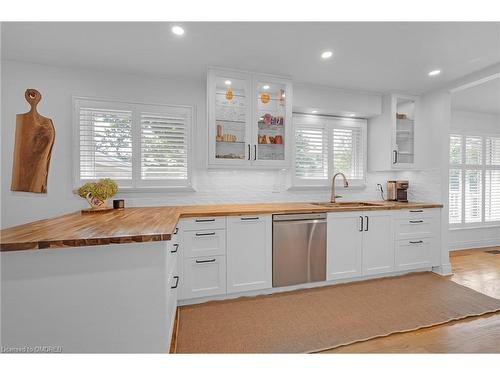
(74, 98, 192, 190)
(293, 115, 367, 186)
(449, 134, 500, 226)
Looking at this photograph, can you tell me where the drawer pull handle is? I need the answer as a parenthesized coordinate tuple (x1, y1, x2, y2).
(195, 218, 215, 223)
(170, 243, 179, 253)
(241, 217, 259, 221)
(196, 258, 216, 264)
(410, 210, 423, 213)
(409, 220, 424, 224)
(409, 240, 424, 244)
(171, 276, 179, 289)
(195, 232, 216, 236)
(174, 227, 179, 235)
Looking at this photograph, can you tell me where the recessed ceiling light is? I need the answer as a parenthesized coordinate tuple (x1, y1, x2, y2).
(311, 110, 318, 113)
(224, 80, 232, 85)
(263, 85, 270, 90)
(428, 69, 441, 76)
(321, 50, 333, 59)
(349, 114, 356, 117)
(171, 25, 185, 36)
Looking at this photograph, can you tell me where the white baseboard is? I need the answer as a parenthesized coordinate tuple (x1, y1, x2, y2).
(449, 238, 500, 251)
(432, 264, 453, 276)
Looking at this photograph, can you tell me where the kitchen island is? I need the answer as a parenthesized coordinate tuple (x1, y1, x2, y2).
(1, 201, 444, 353)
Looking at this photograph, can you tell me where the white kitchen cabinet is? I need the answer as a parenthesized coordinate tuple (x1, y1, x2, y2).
(207, 68, 292, 168)
(182, 255, 226, 299)
(226, 215, 272, 293)
(362, 211, 395, 276)
(327, 210, 394, 280)
(327, 212, 363, 280)
(368, 94, 422, 171)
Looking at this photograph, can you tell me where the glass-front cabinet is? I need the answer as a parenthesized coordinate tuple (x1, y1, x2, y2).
(208, 68, 292, 168)
(393, 96, 416, 167)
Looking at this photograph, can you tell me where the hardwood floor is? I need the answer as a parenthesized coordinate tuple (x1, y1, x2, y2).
(171, 246, 500, 353)
(322, 246, 500, 353)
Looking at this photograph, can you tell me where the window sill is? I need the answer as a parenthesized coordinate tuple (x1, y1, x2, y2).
(73, 186, 195, 195)
(288, 183, 367, 191)
(449, 224, 500, 231)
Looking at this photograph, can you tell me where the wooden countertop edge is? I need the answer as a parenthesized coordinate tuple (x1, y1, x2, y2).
(0, 202, 443, 252)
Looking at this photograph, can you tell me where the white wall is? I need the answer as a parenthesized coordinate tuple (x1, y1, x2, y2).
(449, 109, 500, 250)
(1, 60, 395, 228)
(1, 242, 171, 353)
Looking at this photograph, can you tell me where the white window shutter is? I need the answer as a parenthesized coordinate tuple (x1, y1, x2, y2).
(465, 136, 482, 165)
(295, 125, 328, 179)
(449, 168, 462, 224)
(449, 135, 462, 164)
(485, 170, 500, 222)
(464, 170, 482, 223)
(140, 112, 189, 181)
(79, 107, 133, 180)
(486, 137, 500, 166)
(332, 127, 364, 180)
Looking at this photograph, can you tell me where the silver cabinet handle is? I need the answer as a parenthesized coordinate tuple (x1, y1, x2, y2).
(359, 216, 364, 232)
(365, 216, 369, 231)
(173, 227, 179, 235)
(195, 232, 216, 236)
(393, 150, 398, 164)
(409, 240, 424, 244)
(241, 217, 259, 221)
(409, 220, 423, 224)
(410, 210, 423, 213)
(248, 144, 251, 160)
(196, 258, 216, 264)
(195, 218, 215, 223)
(254, 145, 257, 161)
(170, 243, 179, 253)
(171, 276, 179, 289)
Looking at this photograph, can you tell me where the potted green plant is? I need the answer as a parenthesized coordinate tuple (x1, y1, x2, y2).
(77, 178, 118, 212)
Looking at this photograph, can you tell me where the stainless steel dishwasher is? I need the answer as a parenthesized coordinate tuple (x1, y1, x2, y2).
(272, 213, 326, 287)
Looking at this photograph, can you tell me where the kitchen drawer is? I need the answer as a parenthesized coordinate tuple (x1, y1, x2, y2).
(167, 240, 180, 277)
(182, 229, 226, 258)
(395, 217, 438, 240)
(181, 216, 226, 231)
(181, 255, 226, 299)
(166, 265, 179, 344)
(395, 238, 434, 271)
(394, 208, 439, 220)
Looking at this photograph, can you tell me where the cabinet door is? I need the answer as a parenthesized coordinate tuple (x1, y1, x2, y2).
(392, 95, 417, 169)
(226, 215, 272, 293)
(181, 256, 226, 299)
(208, 69, 252, 166)
(252, 75, 292, 168)
(327, 212, 363, 280)
(362, 211, 395, 276)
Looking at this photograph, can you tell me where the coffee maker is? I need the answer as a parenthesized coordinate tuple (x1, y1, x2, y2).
(387, 180, 409, 202)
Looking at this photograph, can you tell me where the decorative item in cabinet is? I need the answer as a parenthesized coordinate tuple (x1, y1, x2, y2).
(260, 92, 270, 104)
(225, 87, 233, 100)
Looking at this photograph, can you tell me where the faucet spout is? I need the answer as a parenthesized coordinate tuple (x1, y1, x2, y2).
(331, 172, 349, 203)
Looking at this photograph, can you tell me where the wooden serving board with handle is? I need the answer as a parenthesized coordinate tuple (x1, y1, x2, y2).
(11, 89, 55, 193)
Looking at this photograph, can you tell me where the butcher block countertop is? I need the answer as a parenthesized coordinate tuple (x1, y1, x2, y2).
(0, 201, 442, 252)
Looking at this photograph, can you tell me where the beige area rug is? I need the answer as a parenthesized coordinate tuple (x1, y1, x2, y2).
(175, 272, 500, 353)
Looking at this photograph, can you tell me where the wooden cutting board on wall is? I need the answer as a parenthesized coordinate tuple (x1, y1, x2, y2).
(11, 89, 55, 193)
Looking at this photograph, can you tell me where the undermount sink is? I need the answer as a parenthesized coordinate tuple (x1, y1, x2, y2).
(310, 201, 386, 208)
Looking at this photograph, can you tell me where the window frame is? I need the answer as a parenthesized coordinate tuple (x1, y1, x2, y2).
(73, 96, 194, 192)
(292, 114, 367, 188)
(449, 132, 500, 229)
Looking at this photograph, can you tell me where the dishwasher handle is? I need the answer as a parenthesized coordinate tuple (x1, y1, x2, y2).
(273, 219, 326, 225)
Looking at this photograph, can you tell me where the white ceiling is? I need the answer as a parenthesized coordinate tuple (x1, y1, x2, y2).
(2, 22, 500, 94)
(452, 77, 500, 115)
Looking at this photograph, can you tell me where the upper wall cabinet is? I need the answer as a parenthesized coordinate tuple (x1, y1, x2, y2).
(368, 94, 421, 171)
(207, 68, 292, 168)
